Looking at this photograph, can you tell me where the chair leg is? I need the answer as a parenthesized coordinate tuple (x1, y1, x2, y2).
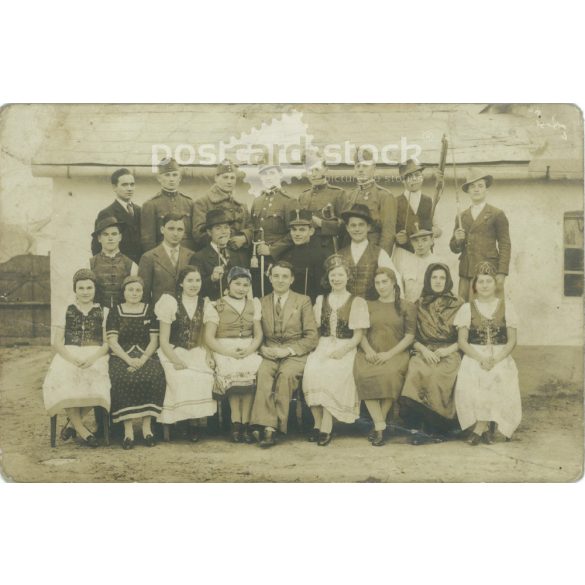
(217, 400, 223, 429)
(103, 408, 110, 446)
(163, 424, 171, 442)
(50, 415, 57, 448)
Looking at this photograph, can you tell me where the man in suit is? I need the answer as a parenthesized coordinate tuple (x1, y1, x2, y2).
(138, 213, 195, 304)
(141, 157, 197, 252)
(91, 168, 142, 263)
(192, 209, 248, 300)
(342, 146, 397, 256)
(250, 261, 318, 448)
(192, 159, 252, 251)
(449, 169, 511, 300)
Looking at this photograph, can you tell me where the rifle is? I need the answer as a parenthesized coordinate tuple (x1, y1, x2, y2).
(431, 134, 449, 220)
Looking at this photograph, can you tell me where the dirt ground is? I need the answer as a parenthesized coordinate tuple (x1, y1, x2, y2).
(0, 345, 583, 483)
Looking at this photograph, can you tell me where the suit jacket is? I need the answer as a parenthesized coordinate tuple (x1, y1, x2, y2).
(449, 203, 511, 277)
(260, 291, 318, 356)
(395, 192, 433, 253)
(91, 200, 142, 263)
(138, 244, 195, 304)
(192, 244, 248, 301)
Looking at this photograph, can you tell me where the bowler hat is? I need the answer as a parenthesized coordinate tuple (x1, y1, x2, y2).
(288, 209, 313, 226)
(341, 203, 373, 224)
(205, 209, 235, 229)
(399, 158, 424, 179)
(462, 168, 493, 192)
(157, 157, 180, 174)
(92, 216, 124, 238)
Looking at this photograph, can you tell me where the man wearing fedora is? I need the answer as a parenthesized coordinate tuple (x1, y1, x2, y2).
(192, 159, 252, 252)
(141, 157, 197, 252)
(250, 261, 318, 448)
(280, 209, 325, 303)
(394, 158, 442, 254)
(342, 146, 397, 257)
(138, 213, 196, 304)
(91, 168, 142, 263)
(338, 204, 403, 300)
(90, 216, 138, 308)
(449, 169, 511, 300)
(193, 209, 249, 300)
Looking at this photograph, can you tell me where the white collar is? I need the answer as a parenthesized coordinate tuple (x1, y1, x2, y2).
(471, 201, 487, 211)
(162, 241, 180, 257)
(116, 197, 132, 209)
(101, 249, 121, 258)
(351, 239, 369, 252)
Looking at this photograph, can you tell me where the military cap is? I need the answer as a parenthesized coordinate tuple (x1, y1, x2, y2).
(216, 159, 237, 176)
(157, 157, 181, 174)
(354, 146, 376, 164)
(288, 209, 313, 226)
(205, 209, 236, 229)
(409, 225, 434, 240)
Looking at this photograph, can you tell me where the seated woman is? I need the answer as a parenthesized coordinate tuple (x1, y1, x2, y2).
(204, 266, 263, 444)
(43, 269, 110, 447)
(399, 263, 463, 445)
(106, 275, 166, 449)
(303, 254, 369, 446)
(155, 265, 216, 441)
(454, 262, 521, 445)
(355, 268, 416, 447)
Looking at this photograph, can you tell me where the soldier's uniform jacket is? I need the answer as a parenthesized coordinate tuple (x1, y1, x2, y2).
(343, 180, 397, 256)
(192, 185, 252, 250)
(141, 190, 196, 252)
(251, 188, 297, 259)
(395, 192, 434, 253)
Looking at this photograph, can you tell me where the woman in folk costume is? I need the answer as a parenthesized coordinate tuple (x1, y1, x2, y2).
(155, 265, 216, 442)
(106, 275, 166, 449)
(303, 254, 369, 446)
(204, 266, 263, 444)
(399, 263, 463, 445)
(354, 268, 416, 447)
(454, 262, 521, 445)
(42, 269, 110, 447)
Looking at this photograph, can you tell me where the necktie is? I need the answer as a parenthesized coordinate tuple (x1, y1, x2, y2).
(170, 247, 179, 267)
(127, 203, 134, 217)
(275, 296, 282, 316)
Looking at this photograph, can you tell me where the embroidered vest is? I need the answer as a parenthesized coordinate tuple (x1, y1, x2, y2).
(320, 295, 354, 339)
(90, 253, 133, 308)
(339, 244, 379, 300)
(215, 298, 255, 339)
(170, 296, 205, 350)
(468, 300, 508, 345)
(64, 304, 104, 346)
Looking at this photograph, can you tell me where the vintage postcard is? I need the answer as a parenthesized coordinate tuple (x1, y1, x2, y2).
(0, 103, 582, 482)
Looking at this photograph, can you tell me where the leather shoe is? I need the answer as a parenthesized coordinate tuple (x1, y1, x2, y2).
(122, 437, 134, 450)
(144, 434, 156, 447)
(308, 428, 320, 443)
(367, 429, 375, 442)
(467, 433, 482, 446)
(371, 430, 385, 447)
(60, 426, 76, 441)
(260, 429, 276, 449)
(189, 428, 200, 443)
(84, 434, 99, 448)
(317, 432, 332, 446)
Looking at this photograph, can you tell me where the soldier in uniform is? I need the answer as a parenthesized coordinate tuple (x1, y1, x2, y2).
(280, 209, 325, 303)
(342, 146, 397, 257)
(141, 157, 197, 252)
(251, 161, 297, 295)
(298, 152, 347, 266)
(192, 159, 252, 252)
(394, 158, 442, 254)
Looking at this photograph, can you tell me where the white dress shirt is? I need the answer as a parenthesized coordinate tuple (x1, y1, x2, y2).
(470, 201, 487, 221)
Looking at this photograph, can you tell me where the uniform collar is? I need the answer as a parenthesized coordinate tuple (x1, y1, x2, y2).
(209, 184, 233, 203)
(161, 189, 178, 197)
(357, 179, 375, 190)
(310, 180, 328, 191)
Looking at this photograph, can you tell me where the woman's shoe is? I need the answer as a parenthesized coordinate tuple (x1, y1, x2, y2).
(308, 428, 320, 443)
(189, 427, 200, 443)
(230, 423, 242, 443)
(241, 424, 254, 444)
(467, 433, 482, 446)
(144, 434, 156, 447)
(317, 432, 332, 446)
(83, 434, 99, 448)
(371, 430, 385, 447)
(482, 431, 495, 445)
(122, 437, 134, 450)
(60, 424, 76, 441)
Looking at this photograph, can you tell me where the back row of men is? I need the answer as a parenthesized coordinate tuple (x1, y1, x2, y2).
(90, 149, 511, 306)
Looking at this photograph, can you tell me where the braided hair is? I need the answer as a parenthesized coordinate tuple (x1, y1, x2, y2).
(374, 267, 402, 315)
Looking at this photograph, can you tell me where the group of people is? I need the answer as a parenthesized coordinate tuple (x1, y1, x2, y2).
(42, 148, 521, 450)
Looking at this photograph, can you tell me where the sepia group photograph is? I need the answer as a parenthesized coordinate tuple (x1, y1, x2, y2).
(0, 103, 582, 482)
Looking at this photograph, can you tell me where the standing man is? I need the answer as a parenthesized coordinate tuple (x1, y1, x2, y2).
(394, 159, 442, 254)
(449, 169, 511, 300)
(298, 152, 347, 266)
(250, 261, 318, 448)
(91, 168, 142, 263)
(343, 146, 397, 256)
(141, 157, 196, 252)
(192, 159, 252, 251)
(193, 209, 248, 300)
(138, 213, 195, 304)
(280, 209, 324, 302)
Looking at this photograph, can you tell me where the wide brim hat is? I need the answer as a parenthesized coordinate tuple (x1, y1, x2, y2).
(92, 216, 125, 237)
(399, 158, 425, 179)
(341, 203, 373, 224)
(205, 209, 236, 229)
(462, 169, 493, 192)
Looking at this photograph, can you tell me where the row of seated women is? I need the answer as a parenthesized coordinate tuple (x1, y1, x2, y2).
(43, 257, 522, 450)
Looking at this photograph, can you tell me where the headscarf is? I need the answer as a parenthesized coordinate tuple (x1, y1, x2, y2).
(416, 263, 462, 345)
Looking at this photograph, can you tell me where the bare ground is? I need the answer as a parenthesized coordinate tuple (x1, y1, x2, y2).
(0, 346, 583, 483)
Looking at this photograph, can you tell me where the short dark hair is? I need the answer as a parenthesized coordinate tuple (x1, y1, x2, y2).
(111, 168, 133, 186)
(161, 213, 186, 227)
(269, 261, 294, 277)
